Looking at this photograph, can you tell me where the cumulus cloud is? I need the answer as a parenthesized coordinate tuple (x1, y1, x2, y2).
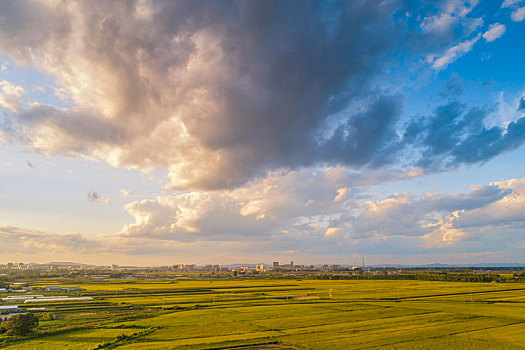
(0, 1, 517, 191)
(8, 105, 126, 158)
(482, 23, 506, 42)
(121, 167, 361, 242)
(418, 0, 480, 38)
(346, 184, 511, 245)
(410, 0, 482, 58)
(0, 80, 24, 112)
(511, 6, 525, 21)
(0, 0, 411, 190)
(119, 164, 525, 254)
(453, 178, 525, 229)
(3, 174, 525, 261)
(1, 1, 524, 265)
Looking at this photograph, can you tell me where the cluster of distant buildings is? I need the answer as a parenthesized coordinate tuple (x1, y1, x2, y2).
(273, 261, 307, 270)
(1, 262, 140, 272)
(169, 262, 358, 274)
(172, 264, 229, 272)
(1, 262, 90, 271)
(1, 261, 364, 274)
(271, 261, 360, 271)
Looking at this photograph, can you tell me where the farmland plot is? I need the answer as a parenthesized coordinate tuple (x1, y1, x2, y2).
(2, 279, 524, 349)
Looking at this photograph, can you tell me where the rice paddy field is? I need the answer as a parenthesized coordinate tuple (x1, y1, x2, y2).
(2, 278, 525, 349)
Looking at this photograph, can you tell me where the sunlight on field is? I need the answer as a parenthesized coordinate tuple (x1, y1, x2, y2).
(2, 279, 524, 349)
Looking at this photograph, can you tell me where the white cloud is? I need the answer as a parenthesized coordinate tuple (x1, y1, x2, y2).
(0, 80, 24, 112)
(443, 0, 479, 18)
(418, 0, 482, 52)
(502, 0, 522, 8)
(482, 23, 506, 42)
(120, 167, 525, 254)
(2, 175, 525, 263)
(431, 34, 481, 70)
(343, 180, 517, 247)
(325, 227, 342, 237)
(120, 189, 133, 197)
(0, 1, 401, 190)
(121, 168, 357, 241)
(87, 192, 113, 205)
(333, 187, 349, 203)
(0, 1, 523, 264)
(453, 178, 525, 228)
(422, 214, 470, 248)
(420, 13, 457, 34)
(511, 6, 525, 21)
(0, 1, 477, 191)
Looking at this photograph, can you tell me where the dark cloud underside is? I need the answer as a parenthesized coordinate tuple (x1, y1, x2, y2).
(0, 0, 523, 189)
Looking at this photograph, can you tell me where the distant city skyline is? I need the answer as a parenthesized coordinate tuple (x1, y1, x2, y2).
(1, 1, 525, 265)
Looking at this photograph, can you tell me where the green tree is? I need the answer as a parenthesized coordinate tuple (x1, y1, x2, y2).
(41, 312, 57, 321)
(3, 313, 39, 336)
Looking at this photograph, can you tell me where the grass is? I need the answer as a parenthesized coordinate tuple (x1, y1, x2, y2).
(1, 279, 524, 349)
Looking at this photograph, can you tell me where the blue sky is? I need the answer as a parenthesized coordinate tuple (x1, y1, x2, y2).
(0, 0, 524, 265)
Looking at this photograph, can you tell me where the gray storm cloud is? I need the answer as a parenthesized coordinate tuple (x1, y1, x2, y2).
(0, 0, 524, 190)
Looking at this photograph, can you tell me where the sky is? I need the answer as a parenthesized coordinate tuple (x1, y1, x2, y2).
(0, 0, 524, 266)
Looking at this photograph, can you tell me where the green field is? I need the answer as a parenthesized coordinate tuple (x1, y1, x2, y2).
(2, 279, 525, 349)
